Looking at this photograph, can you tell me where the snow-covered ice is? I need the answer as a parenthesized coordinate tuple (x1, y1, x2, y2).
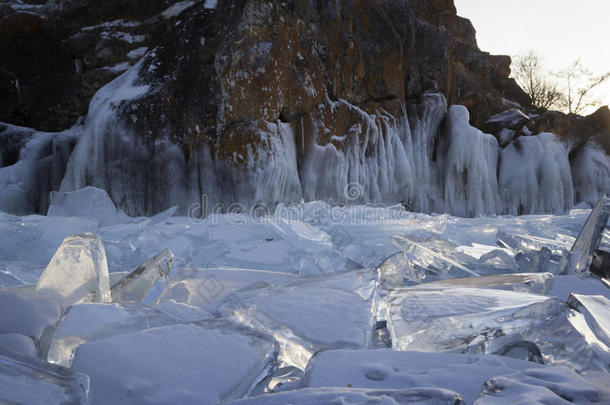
(302, 349, 543, 404)
(71, 321, 276, 405)
(475, 366, 609, 404)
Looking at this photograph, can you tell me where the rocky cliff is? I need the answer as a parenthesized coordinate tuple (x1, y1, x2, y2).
(0, 0, 608, 216)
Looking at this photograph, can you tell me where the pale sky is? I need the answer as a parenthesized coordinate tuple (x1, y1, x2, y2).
(454, 0, 610, 113)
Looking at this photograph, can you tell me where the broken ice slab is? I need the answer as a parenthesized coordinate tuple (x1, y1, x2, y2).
(302, 349, 543, 404)
(558, 194, 610, 275)
(0, 288, 61, 350)
(391, 235, 480, 281)
(110, 249, 172, 304)
(136, 205, 178, 226)
(522, 247, 558, 274)
(415, 273, 554, 295)
(156, 267, 297, 314)
(225, 387, 465, 405)
(47, 186, 124, 227)
(476, 249, 520, 273)
(47, 302, 180, 367)
(0, 333, 37, 357)
(0, 347, 90, 405)
(567, 294, 610, 350)
(520, 305, 610, 372)
(153, 300, 213, 322)
(377, 251, 421, 288)
(36, 233, 111, 306)
(386, 287, 563, 353)
(496, 230, 572, 258)
(218, 269, 378, 370)
(71, 321, 276, 405)
(475, 366, 608, 405)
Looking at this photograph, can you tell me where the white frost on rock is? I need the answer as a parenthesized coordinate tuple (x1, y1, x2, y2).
(36, 233, 111, 306)
(71, 322, 276, 405)
(160, 1, 195, 19)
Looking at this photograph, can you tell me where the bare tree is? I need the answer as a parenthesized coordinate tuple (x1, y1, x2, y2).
(512, 51, 562, 110)
(555, 60, 610, 115)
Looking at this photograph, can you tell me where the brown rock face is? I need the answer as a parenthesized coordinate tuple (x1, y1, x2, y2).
(127, 0, 523, 150)
(530, 106, 610, 155)
(0, 0, 190, 131)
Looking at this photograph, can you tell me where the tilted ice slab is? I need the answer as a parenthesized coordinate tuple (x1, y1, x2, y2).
(302, 349, 543, 405)
(218, 269, 378, 369)
(225, 387, 465, 405)
(391, 235, 481, 282)
(386, 287, 563, 352)
(71, 321, 277, 405)
(47, 302, 180, 367)
(567, 294, 610, 360)
(475, 366, 608, 405)
(0, 347, 90, 405)
(110, 248, 172, 304)
(47, 186, 126, 226)
(36, 233, 111, 306)
(496, 230, 573, 258)
(558, 194, 610, 275)
(156, 267, 297, 314)
(417, 273, 554, 295)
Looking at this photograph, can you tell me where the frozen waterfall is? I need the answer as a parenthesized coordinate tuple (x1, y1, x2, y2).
(1, 61, 609, 217)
